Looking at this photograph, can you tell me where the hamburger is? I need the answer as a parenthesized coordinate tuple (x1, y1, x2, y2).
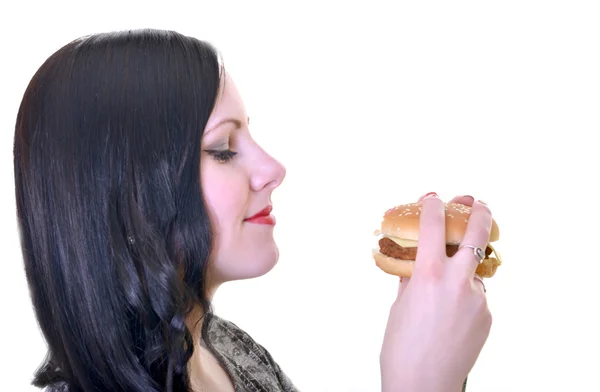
(372, 202, 502, 278)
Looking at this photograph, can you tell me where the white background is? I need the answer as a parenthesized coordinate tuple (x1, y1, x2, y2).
(1, 1, 599, 391)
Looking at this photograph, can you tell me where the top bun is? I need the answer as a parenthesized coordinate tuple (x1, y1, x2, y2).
(381, 202, 500, 245)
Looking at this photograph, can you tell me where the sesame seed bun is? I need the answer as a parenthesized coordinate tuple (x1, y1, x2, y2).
(373, 201, 502, 278)
(381, 202, 499, 244)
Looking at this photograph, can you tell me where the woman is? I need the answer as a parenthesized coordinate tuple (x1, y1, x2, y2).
(13, 29, 493, 391)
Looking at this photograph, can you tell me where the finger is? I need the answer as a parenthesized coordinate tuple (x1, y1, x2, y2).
(413, 193, 447, 274)
(418, 191, 439, 202)
(449, 195, 475, 207)
(450, 200, 493, 279)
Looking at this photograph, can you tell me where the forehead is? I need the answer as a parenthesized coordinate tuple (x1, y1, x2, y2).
(205, 72, 247, 130)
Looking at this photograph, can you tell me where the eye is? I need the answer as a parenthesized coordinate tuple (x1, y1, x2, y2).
(205, 149, 238, 163)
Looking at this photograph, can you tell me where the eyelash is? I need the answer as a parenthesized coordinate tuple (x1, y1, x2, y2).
(206, 149, 238, 163)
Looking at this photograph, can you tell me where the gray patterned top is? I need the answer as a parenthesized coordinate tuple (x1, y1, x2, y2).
(203, 314, 468, 392)
(203, 315, 300, 392)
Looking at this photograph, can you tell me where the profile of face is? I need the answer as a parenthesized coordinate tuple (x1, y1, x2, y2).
(201, 72, 286, 289)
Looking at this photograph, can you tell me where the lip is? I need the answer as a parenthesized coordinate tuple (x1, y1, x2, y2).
(244, 205, 275, 225)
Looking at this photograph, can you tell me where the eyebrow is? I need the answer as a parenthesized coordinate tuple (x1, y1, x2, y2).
(207, 116, 250, 133)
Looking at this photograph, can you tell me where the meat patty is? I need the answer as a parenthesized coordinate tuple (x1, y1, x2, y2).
(378, 237, 492, 260)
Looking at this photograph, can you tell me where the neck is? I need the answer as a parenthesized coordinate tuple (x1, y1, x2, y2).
(186, 283, 238, 392)
(186, 279, 219, 345)
(185, 284, 217, 391)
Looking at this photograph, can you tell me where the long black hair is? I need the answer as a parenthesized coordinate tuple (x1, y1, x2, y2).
(13, 28, 224, 392)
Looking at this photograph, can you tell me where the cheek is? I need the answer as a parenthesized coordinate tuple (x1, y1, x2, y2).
(201, 165, 247, 229)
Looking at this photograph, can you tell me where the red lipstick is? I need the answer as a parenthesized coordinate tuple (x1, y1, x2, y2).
(244, 205, 275, 225)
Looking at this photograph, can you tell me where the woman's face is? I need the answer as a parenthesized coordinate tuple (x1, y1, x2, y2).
(201, 72, 286, 288)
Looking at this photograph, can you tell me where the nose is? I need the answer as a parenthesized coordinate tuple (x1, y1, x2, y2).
(250, 148, 286, 192)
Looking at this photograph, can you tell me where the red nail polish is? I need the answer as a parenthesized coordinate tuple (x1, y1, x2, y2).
(424, 192, 438, 199)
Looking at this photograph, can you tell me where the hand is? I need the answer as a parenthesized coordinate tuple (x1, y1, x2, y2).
(380, 193, 493, 392)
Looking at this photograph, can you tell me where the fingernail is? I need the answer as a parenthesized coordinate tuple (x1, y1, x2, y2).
(423, 192, 438, 199)
(462, 195, 475, 202)
(477, 200, 487, 205)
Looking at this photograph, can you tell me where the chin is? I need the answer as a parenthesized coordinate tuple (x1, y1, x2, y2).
(212, 245, 280, 282)
(247, 244, 280, 278)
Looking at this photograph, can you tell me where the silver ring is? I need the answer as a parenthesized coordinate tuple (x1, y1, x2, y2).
(474, 274, 486, 293)
(458, 244, 486, 264)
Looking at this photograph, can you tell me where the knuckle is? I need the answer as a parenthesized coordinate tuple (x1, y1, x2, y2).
(459, 278, 474, 296)
(415, 260, 445, 282)
(478, 297, 491, 316)
(483, 307, 493, 330)
(446, 274, 471, 297)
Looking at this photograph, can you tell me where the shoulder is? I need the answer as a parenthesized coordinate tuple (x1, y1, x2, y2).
(207, 314, 299, 391)
(207, 314, 270, 358)
(208, 314, 251, 339)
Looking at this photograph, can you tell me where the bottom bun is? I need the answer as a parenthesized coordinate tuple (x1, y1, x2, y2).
(372, 251, 415, 278)
(372, 250, 500, 278)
